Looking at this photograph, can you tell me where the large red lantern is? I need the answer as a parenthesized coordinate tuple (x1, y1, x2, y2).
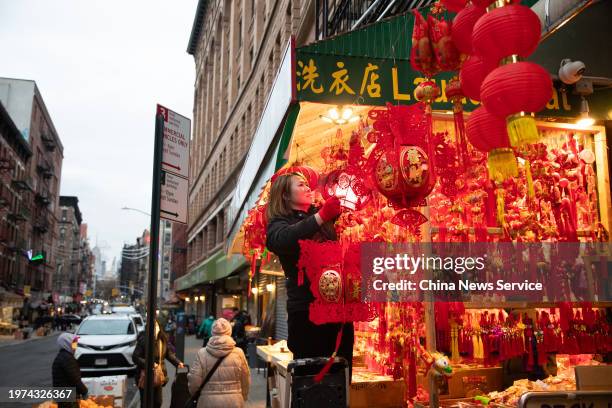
(441, 0, 466, 12)
(451, 4, 486, 55)
(374, 145, 433, 208)
(466, 106, 517, 181)
(472, 4, 541, 65)
(459, 55, 495, 101)
(481, 62, 552, 116)
(481, 62, 552, 146)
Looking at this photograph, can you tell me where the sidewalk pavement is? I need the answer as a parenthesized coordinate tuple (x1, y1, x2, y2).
(129, 334, 267, 408)
(0, 329, 60, 348)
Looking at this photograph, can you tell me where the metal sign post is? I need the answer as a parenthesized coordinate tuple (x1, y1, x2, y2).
(144, 111, 164, 408)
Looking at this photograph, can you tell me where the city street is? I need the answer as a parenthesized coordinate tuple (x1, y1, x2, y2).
(0, 333, 138, 408)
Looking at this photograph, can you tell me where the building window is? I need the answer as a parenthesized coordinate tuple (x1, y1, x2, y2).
(238, 18, 242, 48)
(61, 209, 67, 221)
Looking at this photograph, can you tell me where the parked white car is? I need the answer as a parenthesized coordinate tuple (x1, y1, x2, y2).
(129, 314, 145, 334)
(75, 315, 137, 374)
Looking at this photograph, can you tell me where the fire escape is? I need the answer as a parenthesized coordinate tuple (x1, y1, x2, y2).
(315, 0, 436, 40)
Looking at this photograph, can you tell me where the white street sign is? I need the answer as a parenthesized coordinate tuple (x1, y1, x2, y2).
(157, 104, 190, 178)
(160, 171, 188, 224)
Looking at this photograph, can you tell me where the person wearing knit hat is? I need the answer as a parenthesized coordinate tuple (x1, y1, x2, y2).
(52, 333, 88, 407)
(188, 318, 250, 407)
(211, 317, 232, 336)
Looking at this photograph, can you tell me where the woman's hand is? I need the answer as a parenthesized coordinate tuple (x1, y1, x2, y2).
(316, 196, 341, 224)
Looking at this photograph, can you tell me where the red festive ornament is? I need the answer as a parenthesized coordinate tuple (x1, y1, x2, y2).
(466, 106, 517, 181)
(459, 55, 495, 101)
(446, 77, 469, 170)
(441, 0, 466, 12)
(415, 80, 441, 107)
(428, 15, 461, 72)
(472, 4, 541, 65)
(451, 4, 486, 55)
(411, 10, 437, 77)
(481, 62, 552, 146)
(322, 169, 371, 211)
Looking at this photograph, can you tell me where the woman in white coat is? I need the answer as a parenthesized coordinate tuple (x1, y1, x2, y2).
(187, 318, 250, 407)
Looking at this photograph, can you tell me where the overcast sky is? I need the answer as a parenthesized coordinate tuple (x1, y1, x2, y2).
(0, 0, 198, 269)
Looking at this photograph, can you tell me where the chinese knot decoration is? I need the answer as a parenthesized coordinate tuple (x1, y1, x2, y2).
(366, 103, 437, 212)
(297, 240, 375, 325)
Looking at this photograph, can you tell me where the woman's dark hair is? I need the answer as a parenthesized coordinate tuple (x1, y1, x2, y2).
(266, 172, 306, 220)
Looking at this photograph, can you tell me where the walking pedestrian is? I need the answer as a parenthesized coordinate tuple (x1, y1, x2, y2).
(132, 319, 184, 408)
(188, 318, 250, 407)
(52, 333, 88, 408)
(197, 315, 215, 347)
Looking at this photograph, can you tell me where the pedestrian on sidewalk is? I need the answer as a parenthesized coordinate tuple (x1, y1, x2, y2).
(188, 318, 250, 408)
(197, 315, 215, 347)
(132, 319, 185, 408)
(52, 333, 88, 408)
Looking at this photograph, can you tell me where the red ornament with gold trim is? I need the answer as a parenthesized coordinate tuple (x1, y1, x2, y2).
(466, 106, 518, 181)
(451, 3, 486, 55)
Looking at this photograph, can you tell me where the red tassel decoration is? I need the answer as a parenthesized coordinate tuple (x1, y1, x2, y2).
(314, 324, 345, 383)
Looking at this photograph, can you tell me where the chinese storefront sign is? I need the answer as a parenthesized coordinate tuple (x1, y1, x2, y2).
(296, 51, 582, 118)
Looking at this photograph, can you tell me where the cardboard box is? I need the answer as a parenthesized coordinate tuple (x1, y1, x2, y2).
(349, 379, 405, 408)
(82, 375, 127, 400)
(575, 365, 612, 391)
(417, 367, 503, 399)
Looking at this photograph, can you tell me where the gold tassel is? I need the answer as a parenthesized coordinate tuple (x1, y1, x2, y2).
(488, 148, 518, 182)
(525, 159, 535, 199)
(496, 189, 506, 227)
(507, 113, 540, 146)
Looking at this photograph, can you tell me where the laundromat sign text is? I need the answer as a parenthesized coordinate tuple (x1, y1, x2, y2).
(295, 51, 577, 117)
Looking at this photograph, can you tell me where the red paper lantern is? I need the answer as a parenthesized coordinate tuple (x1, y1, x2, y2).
(445, 77, 463, 102)
(374, 145, 433, 208)
(415, 80, 441, 105)
(466, 107, 510, 152)
(451, 4, 486, 54)
(459, 55, 495, 101)
(472, 4, 541, 64)
(466, 106, 517, 181)
(442, 0, 467, 13)
(480, 62, 553, 118)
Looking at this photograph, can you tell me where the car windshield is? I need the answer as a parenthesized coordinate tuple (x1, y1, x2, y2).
(78, 319, 134, 335)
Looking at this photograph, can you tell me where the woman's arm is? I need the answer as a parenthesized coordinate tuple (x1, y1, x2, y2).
(131, 336, 146, 369)
(238, 350, 251, 401)
(266, 216, 320, 255)
(164, 341, 182, 367)
(187, 353, 204, 396)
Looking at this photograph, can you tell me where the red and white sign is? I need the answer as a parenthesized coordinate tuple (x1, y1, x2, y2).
(157, 104, 190, 179)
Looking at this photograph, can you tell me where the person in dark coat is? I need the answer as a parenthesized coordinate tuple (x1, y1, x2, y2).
(52, 333, 88, 408)
(132, 319, 184, 408)
(265, 172, 354, 375)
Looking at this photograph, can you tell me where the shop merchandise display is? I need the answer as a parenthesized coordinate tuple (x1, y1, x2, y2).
(244, 1, 611, 405)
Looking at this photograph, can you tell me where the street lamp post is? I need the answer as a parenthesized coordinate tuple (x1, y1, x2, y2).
(121, 206, 151, 217)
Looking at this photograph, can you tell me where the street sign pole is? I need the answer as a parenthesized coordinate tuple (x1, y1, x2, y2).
(144, 112, 164, 408)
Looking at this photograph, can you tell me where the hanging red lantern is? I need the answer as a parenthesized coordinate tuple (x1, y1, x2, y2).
(451, 4, 486, 55)
(415, 80, 441, 107)
(322, 169, 371, 211)
(472, 4, 541, 64)
(481, 62, 552, 146)
(441, 0, 466, 12)
(466, 106, 518, 181)
(459, 55, 495, 101)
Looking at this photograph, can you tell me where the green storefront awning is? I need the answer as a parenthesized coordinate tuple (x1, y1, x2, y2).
(175, 250, 248, 292)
